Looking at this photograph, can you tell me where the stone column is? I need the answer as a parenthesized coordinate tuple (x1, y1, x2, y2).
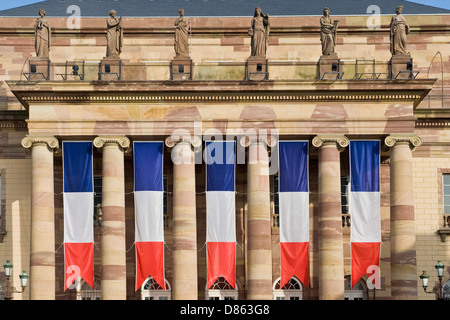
(312, 135, 348, 300)
(93, 136, 130, 300)
(241, 136, 275, 300)
(165, 136, 200, 300)
(21, 135, 59, 300)
(384, 134, 422, 300)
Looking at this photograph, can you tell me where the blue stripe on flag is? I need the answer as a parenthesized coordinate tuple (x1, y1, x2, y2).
(134, 142, 163, 192)
(279, 141, 309, 192)
(206, 141, 235, 192)
(63, 141, 93, 193)
(350, 141, 380, 192)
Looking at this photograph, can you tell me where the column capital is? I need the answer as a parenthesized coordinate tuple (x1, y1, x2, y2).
(165, 135, 202, 148)
(93, 135, 130, 151)
(384, 134, 422, 151)
(21, 135, 59, 150)
(312, 134, 349, 149)
(239, 135, 277, 148)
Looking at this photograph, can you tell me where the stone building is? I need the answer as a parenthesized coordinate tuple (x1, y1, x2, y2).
(0, 0, 449, 300)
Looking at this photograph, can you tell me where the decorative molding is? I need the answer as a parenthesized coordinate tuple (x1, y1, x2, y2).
(437, 229, 450, 242)
(311, 134, 349, 149)
(21, 135, 59, 150)
(93, 136, 130, 151)
(19, 92, 422, 104)
(384, 134, 423, 151)
(415, 120, 450, 128)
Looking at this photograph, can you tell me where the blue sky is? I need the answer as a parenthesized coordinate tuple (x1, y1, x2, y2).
(0, 0, 449, 11)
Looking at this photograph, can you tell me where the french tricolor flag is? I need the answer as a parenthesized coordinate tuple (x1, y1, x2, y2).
(279, 141, 310, 288)
(134, 141, 165, 291)
(63, 141, 94, 291)
(350, 140, 381, 288)
(206, 141, 236, 289)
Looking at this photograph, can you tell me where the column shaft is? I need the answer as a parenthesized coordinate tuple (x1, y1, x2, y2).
(314, 136, 346, 300)
(22, 136, 59, 300)
(388, 139, 418, 299)
(171, 141, 198, 300)
(246, 141, 272, 300)
(95, 136, 129, 300)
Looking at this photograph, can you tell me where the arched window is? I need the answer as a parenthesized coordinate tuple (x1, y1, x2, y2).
(443, 280, 450, 300)
(206, 277, 238, 300)
(77, 278, 101, 300)
(344, 276, 368, 300)
(273, 277, 303, 300)
(141, 277, 171, 300)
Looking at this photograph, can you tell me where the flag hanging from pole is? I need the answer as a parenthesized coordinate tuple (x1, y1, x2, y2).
(206, 141, 236, 289)
(350, 140, 381, 289)
(134, 141, 165, 291)
(63, 141, 94, 291)
(279, 141, 310, 288)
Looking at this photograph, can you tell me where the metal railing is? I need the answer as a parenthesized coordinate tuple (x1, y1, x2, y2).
(21, 58, 420, 82)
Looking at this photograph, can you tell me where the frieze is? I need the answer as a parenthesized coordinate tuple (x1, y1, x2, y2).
(19, 92, 422, 104)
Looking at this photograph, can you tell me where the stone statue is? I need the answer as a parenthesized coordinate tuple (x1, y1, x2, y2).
(248, 7, 270, 57)
(390, 6, 410, 56)
(174, 8, 189, 58)
(320, 8, 339, 56)
(106, 10, 123, 58)
(34, 9, 51, 58)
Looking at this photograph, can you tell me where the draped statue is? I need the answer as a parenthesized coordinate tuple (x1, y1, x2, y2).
(248, 7, 270, 58)
(390, 6, 410, 56)
(34, 9, 51, 58)
(174, 8, 189, 58)
(106, 10, 123, 58)
(320, 8, 339, 56)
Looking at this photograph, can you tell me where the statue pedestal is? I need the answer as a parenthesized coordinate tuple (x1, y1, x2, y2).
(98, 57, 123, 81)
(389, 54, 415, 79)
(171, 57, 192, 80)
(26, 58, 52, 80)
(318, 54, 342, 80)
(246, 57, 268, 81)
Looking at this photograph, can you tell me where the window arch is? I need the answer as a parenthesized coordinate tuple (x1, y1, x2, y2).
(273, 277, 303, 300)
(206, 277, 238, 300)
(443, 280, 450, 300)
(344, 276, 368, 300)
(141, 277, 171, 300)
(76, 278, 101, 300)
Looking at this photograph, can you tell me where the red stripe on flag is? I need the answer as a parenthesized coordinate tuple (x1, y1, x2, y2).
(135, 241, 165, 291)
(280, 242, 309, 288)
(207, 242, 235, 289)
(64, 243, 94, 291)
(351, 242, 381, 288)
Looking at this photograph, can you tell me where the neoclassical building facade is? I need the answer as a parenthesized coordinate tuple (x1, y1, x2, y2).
(0, 1, 449, 300)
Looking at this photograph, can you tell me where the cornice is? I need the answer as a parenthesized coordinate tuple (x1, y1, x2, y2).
(6, 79, 436, 110)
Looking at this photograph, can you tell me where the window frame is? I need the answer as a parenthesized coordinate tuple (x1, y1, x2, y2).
(141, 277, 172, 300)
(272, 277, 303, 300)
(206, 277, 238, 300)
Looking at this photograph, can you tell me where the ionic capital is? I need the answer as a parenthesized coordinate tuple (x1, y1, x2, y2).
(384, 134, 422, 151)
(165, 135, 202, 149)
(312, 134, 349, 150)
(93, 136, 130, 151)
(239, 135, 277, 148)
(21, 135, 59, 150)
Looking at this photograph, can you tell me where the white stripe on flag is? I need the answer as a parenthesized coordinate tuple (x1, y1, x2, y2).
(63, 192, 94, 243)
(350, 192, 381, 243)
(206, 191, 236, 243)
(134, 190, 164, 242)
(279, 192, 309, 243)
